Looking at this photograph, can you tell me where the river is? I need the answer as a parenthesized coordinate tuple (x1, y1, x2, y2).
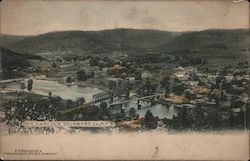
(122, 100, 178, 119)
(4, 79, 178, 119)
(5, 79, 101, 102)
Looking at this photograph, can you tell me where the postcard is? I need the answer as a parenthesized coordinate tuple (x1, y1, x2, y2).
(0, 0, 249, 160)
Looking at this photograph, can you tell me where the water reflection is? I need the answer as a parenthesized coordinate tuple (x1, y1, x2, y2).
(120, 99, 177, 119)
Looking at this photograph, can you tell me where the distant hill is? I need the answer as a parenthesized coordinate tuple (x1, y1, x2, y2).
(0, 34, 32, 47)
(156, 29, 249, 54)
(0, 47, 43, 70)
(6, 29, 179, 54)
(1, 47, 31, 70)
(0, 47, 44, 79)
(4, 28, 249, 56)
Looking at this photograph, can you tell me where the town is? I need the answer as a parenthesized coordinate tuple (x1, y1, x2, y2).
(1, 45, 249, 133)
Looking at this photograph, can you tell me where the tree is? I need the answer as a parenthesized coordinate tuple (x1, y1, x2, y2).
(66, 99, 74, 107)
(135, 71, 142, 80)
(55, 96, 62, 102)
(52, 62, 56, 68)
(76, 97, 85, 106)
(76, 70, 87, 81)
(124, 80, 132, 99)
(129, 107, 136, 118)
(175, 56, 180, 61)
(144, 80, 157, 95)
(161, 76, 170, 95)
(107, 69, 114, 76)
(100, 102, 107, 109)
(108, 80, 117, 91)
(88, 71, 95, 78)
(144, 110, 157, 129)
(172, 84, 186, 95)
(27, 79, 33, 91)
(65, 76, 72, 83)
(89, 56, 100, 66)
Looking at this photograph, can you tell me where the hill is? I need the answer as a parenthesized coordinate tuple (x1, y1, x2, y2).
(4, 28, 249, 56)
(0, 47, 44, 79)
(0, 34, 32, 47)
(156, 29, 249, 54)
(6, 29, 179, 54)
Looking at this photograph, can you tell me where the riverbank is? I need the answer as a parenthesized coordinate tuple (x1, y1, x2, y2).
(1, 78, 102, 102)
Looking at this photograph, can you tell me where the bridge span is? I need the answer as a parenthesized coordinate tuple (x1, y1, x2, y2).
(110, 93, 164, 106)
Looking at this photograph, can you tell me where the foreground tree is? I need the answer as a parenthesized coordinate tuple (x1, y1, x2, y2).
(144, 110, 157, 129)
(66, 99, 74, 108)
(27, 79, 33, 91)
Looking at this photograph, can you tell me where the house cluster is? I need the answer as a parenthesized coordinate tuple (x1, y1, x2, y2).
(162, 65, 249, 117)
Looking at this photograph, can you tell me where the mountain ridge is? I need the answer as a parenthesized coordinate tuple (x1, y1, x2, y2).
(1, 28, 249, 55)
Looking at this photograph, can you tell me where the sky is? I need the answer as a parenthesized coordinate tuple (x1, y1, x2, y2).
(0, 0, 249, 35)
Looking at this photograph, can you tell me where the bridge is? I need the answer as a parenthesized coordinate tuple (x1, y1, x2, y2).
(56, 91, 114, 115)
(92, 91, 113, 103)
(56, 93, 164, 116)
(110, 93, 164, 106)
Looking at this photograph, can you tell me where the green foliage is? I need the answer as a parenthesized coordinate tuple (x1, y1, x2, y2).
(65, 76, 72, 83)
(6, 29, 248, 59)
(27, 79, 33, 91)
(100, 102, 108, 109)
(76, 70, 87, 81)
(129, 108, 136, 118)
(144, 110, 157, 129)
(0, 47, 43, 79)
(76, 97, 85, 106)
